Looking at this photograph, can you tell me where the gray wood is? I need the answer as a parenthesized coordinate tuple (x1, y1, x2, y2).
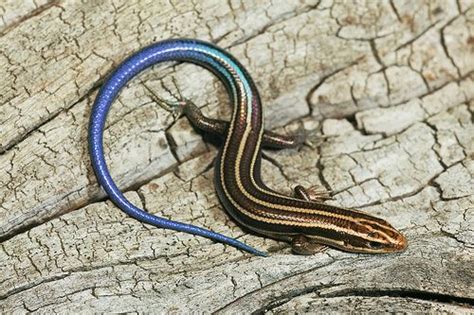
(0, 0, 473, 313)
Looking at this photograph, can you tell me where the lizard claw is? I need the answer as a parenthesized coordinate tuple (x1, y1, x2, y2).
(143, 82, 187, 124)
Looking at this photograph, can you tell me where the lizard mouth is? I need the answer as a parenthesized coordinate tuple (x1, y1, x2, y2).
(394, 233, 408, 251)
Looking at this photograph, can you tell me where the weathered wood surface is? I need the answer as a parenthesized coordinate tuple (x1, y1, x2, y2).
(0, 0, 473, 313)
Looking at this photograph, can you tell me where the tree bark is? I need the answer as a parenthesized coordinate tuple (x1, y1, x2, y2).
(0, 0, 473, 313)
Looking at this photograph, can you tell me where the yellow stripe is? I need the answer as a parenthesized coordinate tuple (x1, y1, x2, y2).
(199, 47, 400, 245)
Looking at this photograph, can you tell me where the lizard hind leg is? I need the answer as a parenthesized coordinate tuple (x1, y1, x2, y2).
(144, 78, 231, 136)
(144, 79, 306, 150)
(143, 82, 186, 124)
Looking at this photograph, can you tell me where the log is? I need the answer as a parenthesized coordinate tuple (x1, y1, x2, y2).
(0, 0, 473, 313)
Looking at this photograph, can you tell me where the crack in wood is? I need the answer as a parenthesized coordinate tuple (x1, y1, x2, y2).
(259, 288, 474, 314)
(1, 1, 473, 312)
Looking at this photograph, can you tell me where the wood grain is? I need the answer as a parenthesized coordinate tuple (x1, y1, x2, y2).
(0, 0, 472, 313)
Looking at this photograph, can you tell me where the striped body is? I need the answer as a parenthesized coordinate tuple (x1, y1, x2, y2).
(89, 39, 407, 255)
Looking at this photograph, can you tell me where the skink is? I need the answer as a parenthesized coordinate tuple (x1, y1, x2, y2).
(89, 39, 407, 256)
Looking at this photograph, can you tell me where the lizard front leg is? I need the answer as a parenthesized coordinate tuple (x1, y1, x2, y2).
(291, 185, 331, 255)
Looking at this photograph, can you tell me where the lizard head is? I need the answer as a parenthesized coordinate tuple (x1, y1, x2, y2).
(299, 215, 407, 254)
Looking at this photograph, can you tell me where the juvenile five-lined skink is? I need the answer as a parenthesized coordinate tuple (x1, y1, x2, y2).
(89, 39, 407, 256)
